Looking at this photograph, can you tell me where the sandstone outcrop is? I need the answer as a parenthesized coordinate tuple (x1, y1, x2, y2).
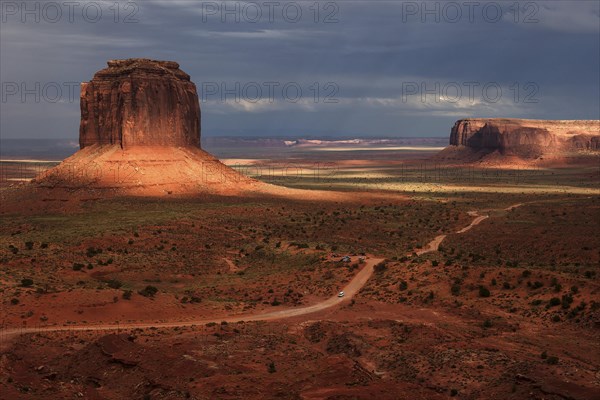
(448, 119, 600, 156)
(34, 59, 257, 196)
(79, 59, 200, 149)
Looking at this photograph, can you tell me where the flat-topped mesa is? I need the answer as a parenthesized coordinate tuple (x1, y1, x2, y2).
(449, 118, 600, 156)
(79, 58, 200, 149)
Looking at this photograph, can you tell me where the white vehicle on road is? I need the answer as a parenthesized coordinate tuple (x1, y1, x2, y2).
(338, 291, 345, 298)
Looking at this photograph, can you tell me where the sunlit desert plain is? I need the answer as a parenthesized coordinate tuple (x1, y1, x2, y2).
(1, 135, 599, 399)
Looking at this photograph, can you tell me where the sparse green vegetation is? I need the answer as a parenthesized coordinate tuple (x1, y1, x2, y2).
(451, 284, 461, 296)
(548, 297, 561, 307)
(138, 286, 158, 298)
(107, 280, 123, 289)
(20, 278, 34, 287)
(72, 263, 84, 271)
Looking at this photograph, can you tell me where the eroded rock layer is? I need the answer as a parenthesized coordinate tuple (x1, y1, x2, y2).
(449, 119, 600, 157)
(31, 59, 262, 196)
(79, 59, 200, 149)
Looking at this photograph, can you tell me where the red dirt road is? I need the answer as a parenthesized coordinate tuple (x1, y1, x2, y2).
(1, 203, 525, 349)
(0, 257, 383, 348)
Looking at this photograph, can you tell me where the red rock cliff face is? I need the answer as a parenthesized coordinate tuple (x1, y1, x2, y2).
(79, 59, 200, 149)
(449, 119, 600, 156)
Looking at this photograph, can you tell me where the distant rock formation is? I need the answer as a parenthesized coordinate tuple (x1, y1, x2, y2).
(439, 118, 600, 163)
(449, 119, 600, 154)
(79, 59, 200, 149)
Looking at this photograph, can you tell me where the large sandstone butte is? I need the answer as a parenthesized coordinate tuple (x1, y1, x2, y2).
(80, 59, 200, 149)
(439, 118, 600, 163)
(34, 59, 257, 196)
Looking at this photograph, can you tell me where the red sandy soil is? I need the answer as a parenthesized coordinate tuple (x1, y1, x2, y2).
(1, 196, 598, 399)
(0, 145, 414, 216)
(1, 153, 599, 399)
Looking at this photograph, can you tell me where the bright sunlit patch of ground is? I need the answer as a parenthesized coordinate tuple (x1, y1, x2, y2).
(310, 146, 446, 152)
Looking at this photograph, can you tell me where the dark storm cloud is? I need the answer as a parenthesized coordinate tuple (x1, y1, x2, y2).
(1, 0, 599, 139)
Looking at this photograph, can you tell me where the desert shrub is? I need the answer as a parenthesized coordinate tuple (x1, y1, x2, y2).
(431, 260, 439, 267)
(271, 298, 281, 306)
(570, 286, 579, 294)
(20, 278, 34, 287)
(482, 319, 492, 328)
(10, 298, 19, 305)
(502, 282, 511, 289)
(561, 294, 573, 309)
(546, 356, 559, 365)
(553, 283, 562, 293)
(138, 286, 158, 297)
(532, 281, 543, 289)
(107, 280, 122, 289)
(25, 241, 34, 250)
(72, 263, 84, 271)
(567, 302, 587, 319)
(548, 297, 561, 307)
(479, 286, 491, 298)
(304, 321, 326, 343)
(584, 270, 595, 279)
(122, 290, 132, 300)
(267, 362, 276, 373)
(522, 270, 531, 278)
(40, 243, 48, 249)
(374, 262, 387, 273)
(451, 284, 461, 296)
(86, 247, 102, 257)
(291, 242, 309, 249)
(399, 280, 408, 291)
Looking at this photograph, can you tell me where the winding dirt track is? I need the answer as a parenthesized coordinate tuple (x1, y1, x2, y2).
(1, 203, 525, 346)
(415, 208, 495, 256)
(0, 257, 383, 345)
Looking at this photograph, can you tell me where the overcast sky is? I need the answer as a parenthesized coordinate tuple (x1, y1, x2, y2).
(1, 0, 599, 139)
